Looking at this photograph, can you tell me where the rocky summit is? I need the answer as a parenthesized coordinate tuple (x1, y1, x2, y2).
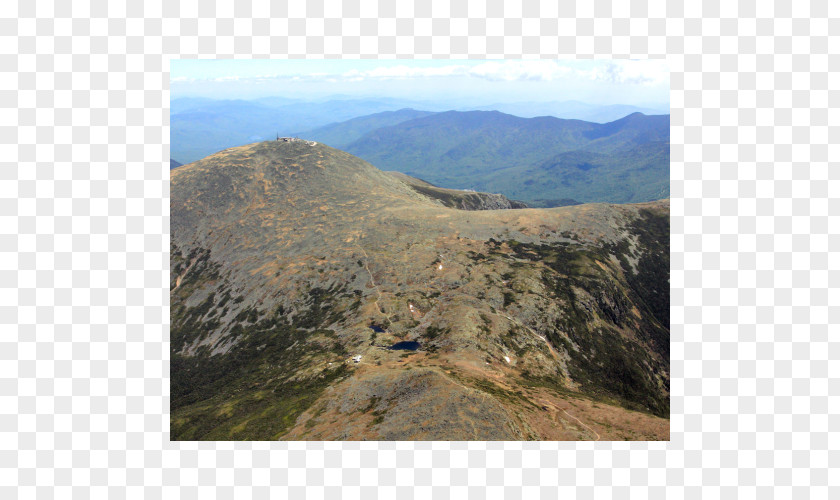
(170, 139, 670, 441)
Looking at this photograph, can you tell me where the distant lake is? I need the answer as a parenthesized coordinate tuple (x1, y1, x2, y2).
(369, 325, 386, 333)
(389, 341, 421, 351)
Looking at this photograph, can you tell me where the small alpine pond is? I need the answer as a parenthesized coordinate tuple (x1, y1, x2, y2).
(388, 341, 421, 351)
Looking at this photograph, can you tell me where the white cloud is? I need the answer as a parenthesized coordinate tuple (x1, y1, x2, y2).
(172, 60, 669, 92)
(468, 60, 573, 81)
(339, 61, 574, 82)
(586, 60, 669, 86)
(342, 65, 468, 79)
(331, 60, 667, 85)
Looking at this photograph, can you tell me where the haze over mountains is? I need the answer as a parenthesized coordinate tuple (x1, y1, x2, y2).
(171, 97, 432, 164)
(170, 139, 670, 440)
(460, 101, 666, 122)
(170, 96, 667, 156)
(171, 96, 669, 207)
(296, 108, 437, 149)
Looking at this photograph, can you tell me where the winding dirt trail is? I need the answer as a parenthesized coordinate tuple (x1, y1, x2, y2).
(357, 245, 391, 326)
(561, 408, 600, 441)
(536, 397, 601, 441)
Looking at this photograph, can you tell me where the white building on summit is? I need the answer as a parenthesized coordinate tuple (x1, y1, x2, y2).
(276, 135, 317, 146)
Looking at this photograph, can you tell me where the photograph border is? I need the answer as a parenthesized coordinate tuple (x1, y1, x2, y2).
(4, 1, 835, 497)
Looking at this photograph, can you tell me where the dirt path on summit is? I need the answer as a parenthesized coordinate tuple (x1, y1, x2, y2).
(536, 397, 601, 441)
(356, 245, 391, 326)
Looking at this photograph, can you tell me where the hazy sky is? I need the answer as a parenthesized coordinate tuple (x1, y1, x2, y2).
(171, 59, 669, 108)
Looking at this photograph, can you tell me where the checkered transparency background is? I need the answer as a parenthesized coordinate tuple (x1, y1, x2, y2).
(1, 0, 837, 497)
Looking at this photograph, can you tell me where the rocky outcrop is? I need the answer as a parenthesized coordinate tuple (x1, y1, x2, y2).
(386, 171, 528, 210)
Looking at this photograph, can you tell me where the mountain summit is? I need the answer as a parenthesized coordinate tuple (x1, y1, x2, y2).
(171, 140, 670, 441)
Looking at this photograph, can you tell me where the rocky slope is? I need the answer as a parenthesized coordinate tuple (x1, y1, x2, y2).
(170, 140, 670, 441)
(386, 171, 528, 210)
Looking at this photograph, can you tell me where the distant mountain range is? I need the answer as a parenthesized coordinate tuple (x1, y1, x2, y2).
(170, 96, 668, 164)
(341, 111, 669, 206)
(297, 109, 436, 149)
(459, 101, 667, 123)
(171, 98, 669, 206)
(171, 98, 436, 163)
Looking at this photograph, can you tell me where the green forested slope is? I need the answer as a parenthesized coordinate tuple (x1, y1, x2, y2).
(345, 111, 669, 206)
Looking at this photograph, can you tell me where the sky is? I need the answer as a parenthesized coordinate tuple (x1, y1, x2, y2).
(170, 59, 669, 108)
